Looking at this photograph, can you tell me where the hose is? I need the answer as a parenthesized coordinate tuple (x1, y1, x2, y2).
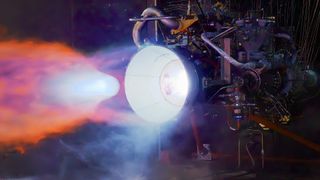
(132, 7, 181, 48)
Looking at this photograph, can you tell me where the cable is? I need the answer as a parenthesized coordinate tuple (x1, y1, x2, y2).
(207, 85, 233, 102)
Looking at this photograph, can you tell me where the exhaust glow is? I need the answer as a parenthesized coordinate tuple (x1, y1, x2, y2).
(160, 60, 189, 106)
(0, 40, 120, 145)
(42, 64, 120, 111)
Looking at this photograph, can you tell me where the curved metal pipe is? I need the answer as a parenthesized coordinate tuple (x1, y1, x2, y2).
(201, 32, 245, 68)
(132, 7, 180, 48)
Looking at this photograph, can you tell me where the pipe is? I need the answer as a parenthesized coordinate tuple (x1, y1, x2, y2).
(248, 129, 265, 168)
(201, 32, 246, 69)
(202, 32, 298, 72)
(210, 27, 237, 41)
(238, 129, 265, 168)
(246, 142, 255, 167)
(132, 7, 180, 48)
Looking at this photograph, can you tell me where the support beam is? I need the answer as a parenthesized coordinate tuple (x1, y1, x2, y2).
(222, 38, 231, 83)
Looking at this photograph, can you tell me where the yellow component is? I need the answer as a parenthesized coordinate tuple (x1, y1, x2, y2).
(213, 1, 226, 20)
(259, 123, 270, 131)
(214, 1, 225, 9)
(280, 115, 290, 124)
(171, 16, 198, 35)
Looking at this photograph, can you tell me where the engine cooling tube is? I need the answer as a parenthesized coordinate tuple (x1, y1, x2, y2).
(132, 7, 181, 48)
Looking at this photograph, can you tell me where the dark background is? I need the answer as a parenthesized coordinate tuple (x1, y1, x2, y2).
(0, 0, 319, 179)
(0, 0, 147, 51)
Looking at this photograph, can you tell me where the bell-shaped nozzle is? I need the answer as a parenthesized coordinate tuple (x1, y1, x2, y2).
(124, 46, 198, 124)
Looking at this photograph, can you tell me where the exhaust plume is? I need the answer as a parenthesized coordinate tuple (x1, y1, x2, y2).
(0, 40, 123, 145)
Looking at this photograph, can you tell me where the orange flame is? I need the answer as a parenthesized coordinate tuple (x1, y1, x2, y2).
(0, 40, 122, 146)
